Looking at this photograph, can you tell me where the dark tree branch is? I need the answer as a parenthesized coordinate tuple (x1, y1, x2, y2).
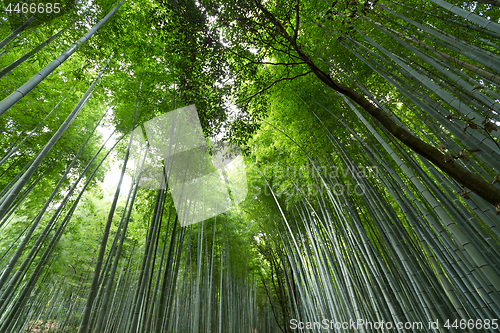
(251, 0, 500, 206)
(240, 70, 313, 108)
(257, 255, 287, 333)
(225, 46, 305, 66)
(244, 12, 303, 59)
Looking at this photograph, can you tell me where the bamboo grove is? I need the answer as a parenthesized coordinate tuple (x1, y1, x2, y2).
(1, 0, 500, 332)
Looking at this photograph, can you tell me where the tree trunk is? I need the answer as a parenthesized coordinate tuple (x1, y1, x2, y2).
(252, 0, 500, 207)
(0, 0, 125, 117)
(0, 24, 69, 79)
(0, 53, 113, 221)
(0, 15, 37, 50)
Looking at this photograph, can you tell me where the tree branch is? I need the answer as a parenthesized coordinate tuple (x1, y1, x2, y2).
(252, 0, 500, 206)
(240, 70, 313, 108)
(225, 47, 305, 66)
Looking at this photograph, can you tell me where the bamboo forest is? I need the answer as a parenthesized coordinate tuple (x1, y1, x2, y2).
(2, 0, 500, 332)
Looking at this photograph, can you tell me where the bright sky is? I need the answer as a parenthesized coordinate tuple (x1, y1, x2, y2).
(97, 124, 133, 194)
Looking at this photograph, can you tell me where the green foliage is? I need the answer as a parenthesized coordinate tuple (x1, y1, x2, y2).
(1, 1, 500, 332)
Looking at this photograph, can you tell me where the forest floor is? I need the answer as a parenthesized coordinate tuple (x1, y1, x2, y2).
(24, 320, 62, 332)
